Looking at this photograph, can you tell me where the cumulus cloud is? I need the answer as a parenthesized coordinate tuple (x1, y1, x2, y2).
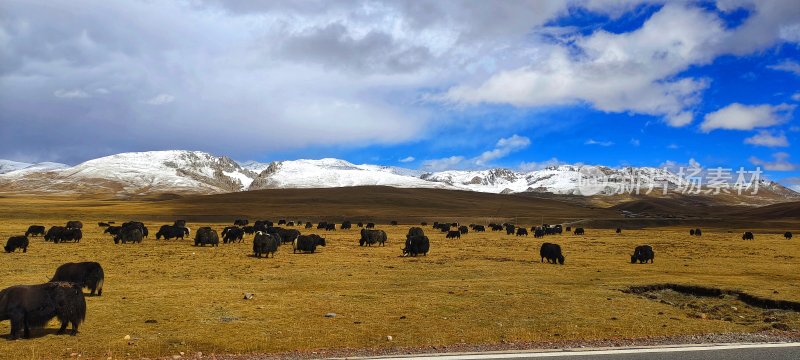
(399, 156, 415, 163)
(749, 152, 797, 171)
(421, 156, 465, 171)
(768, 60, 800, 76)
(792, 92, 800, 101)
(744, 130, 789, 147)
(144, 94, 176, 105)
(585, 139, 614, 146)
(54, 89, 90, 99)
(630, 138, 641, 146)
(474, 135, 530, 166)
(700, 103, 795, 132)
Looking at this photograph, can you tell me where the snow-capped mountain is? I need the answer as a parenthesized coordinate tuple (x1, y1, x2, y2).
(0, 160, 68, 174)
(0, 151, 255, 195)
(0, 151, 797, 201)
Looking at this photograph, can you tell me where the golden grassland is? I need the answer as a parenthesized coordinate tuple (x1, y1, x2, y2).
(0, 214, 798, 359)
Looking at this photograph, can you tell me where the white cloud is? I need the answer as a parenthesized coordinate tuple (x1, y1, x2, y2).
(744, 130, 789, 147)
(399, 156, 415, 163)
(144, 94, 176, 105)
(630, 138, 641, 146)
(54, 89, 90, 98)
(768, 60, 800, 76)
(585, 139, 614, 146)
(700, 103, 795, 132)
(667, 143, 680, 149)
(519, 157, 564, 171)
(421, 156, 464, 171)
(474, 134, 530, 165)
(792, 92, 800, 101)
(749, 152, 798, 171)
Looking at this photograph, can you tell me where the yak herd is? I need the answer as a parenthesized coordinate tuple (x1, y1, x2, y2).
(0, 217, 796, 339)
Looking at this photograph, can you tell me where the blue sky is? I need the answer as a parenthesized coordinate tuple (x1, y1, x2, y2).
(0, 1, 799, 188)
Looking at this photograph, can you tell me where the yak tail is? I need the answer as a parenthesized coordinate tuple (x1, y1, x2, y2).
(96, 277, 104, 296)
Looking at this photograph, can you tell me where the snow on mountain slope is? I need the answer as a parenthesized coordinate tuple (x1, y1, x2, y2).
(0, 160, 68, 174)
(248, 158, 448, 190)
(1, 151, 797, 200)
(0, 151, 256, 195)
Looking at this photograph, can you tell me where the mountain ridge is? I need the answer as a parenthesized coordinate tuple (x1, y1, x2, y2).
(0, 150, 796, 203)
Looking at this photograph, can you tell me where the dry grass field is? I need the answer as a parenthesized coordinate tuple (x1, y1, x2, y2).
(0, 191, 798, 359)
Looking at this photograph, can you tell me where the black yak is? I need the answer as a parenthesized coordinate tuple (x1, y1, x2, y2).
(325, 223, 336, 231)
(390, 221, 398, 226)
(403, 236, 429, 257)
(742, 231, 754, 240)
(45, 226, 66, 242)
(690, 229, 695, 236)
(446, 230, 461, 239)
(533, 229, 545, 238)
(194, 227, 219, 246)
(540, 243, 564, 264)
(293, 235, 326, 253)
(156, 225, 185, 240)
(631, 245, 654, 264)
(253, 232, 279, 258)
(234, 219, 249, 226)
(305, 222, 313, 229)
(459, 226, 469, 234)
(574, 227, 585, 235)
(4, 236, 28, 253)
(694, 228, 702, 236)
(65, 221, 83, 229)
(785, 232, 793, 240)
(505, 225, 515, 235)
(25, 225, 45, 237)
(366, 222, 375, 229)
(0, 282, 86, 339)
(360, 229, 387, 246)
(406, 227, 425, 239)
(54, 228, 82, 243)
(50, 262, 104, 296)
(340, 221, 352, 230)
(114, 226, 142, 244)
(473, 225, 485, 232)
(616, 227, 622, 234)
(270, 228, 299, 244)
(278, 219, 286, 225)
(516, 228, 528, 236)
(222, 226, 244, 243)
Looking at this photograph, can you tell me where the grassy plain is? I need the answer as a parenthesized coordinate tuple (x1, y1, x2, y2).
(0, 192, 797, 359)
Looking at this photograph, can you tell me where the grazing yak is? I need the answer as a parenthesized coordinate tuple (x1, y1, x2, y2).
(4, 236, 29, 253)
(490, 224, 503, 232)
(45, 226, 67, 242)
(473, 225, 485, 232)
(742, 231, 754, 240)
(366, 222, 376, 229)
(505, 225, 515, 235)
(360, 229, 387, 246)
(0, 282, 87, 339)
(97, 222, 110, 227)
(533, 229, 545, 238)
(616, 227, 622, 234)
(325, 223, 336, 231)
(156, 225, 185, 240)
(403, 236, 430, 257)
(234, 219, 249, 226)
(406, 227, 425, 239)
(446, 230, 461, 239)
(287, 221, 295, 227)
(631, 245, 654, 264)
(194, 227, 219, 246)
(252, 232, 279, 258)
(242, 226, 255, 235)
(574, 227, 585, 235)
(305, 222, 313, 229)
(54, 228, 82, 243)
(786, 232, 793, 240)
(565, 226, 572, 232)
(222, 227, 245, 244)
(278, 219, 287, 225)
(459, 226, 469, 234)
(690, 229, 695, 236)
(114, 226, 143, 244)
(540, 243, 564, 265)
(694, 228, 702, 236)
(269, 228, 298, 244)
(65, 221, 83, 229)
(50, 262, 104, 296)
(356, 222, 364, 228)
(25, 225, 45, 237)
(293, 235, 326, 253)
(516, 228, 528, 236)
(317, 222, 328, 229)
(340, 221, 352, 230)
